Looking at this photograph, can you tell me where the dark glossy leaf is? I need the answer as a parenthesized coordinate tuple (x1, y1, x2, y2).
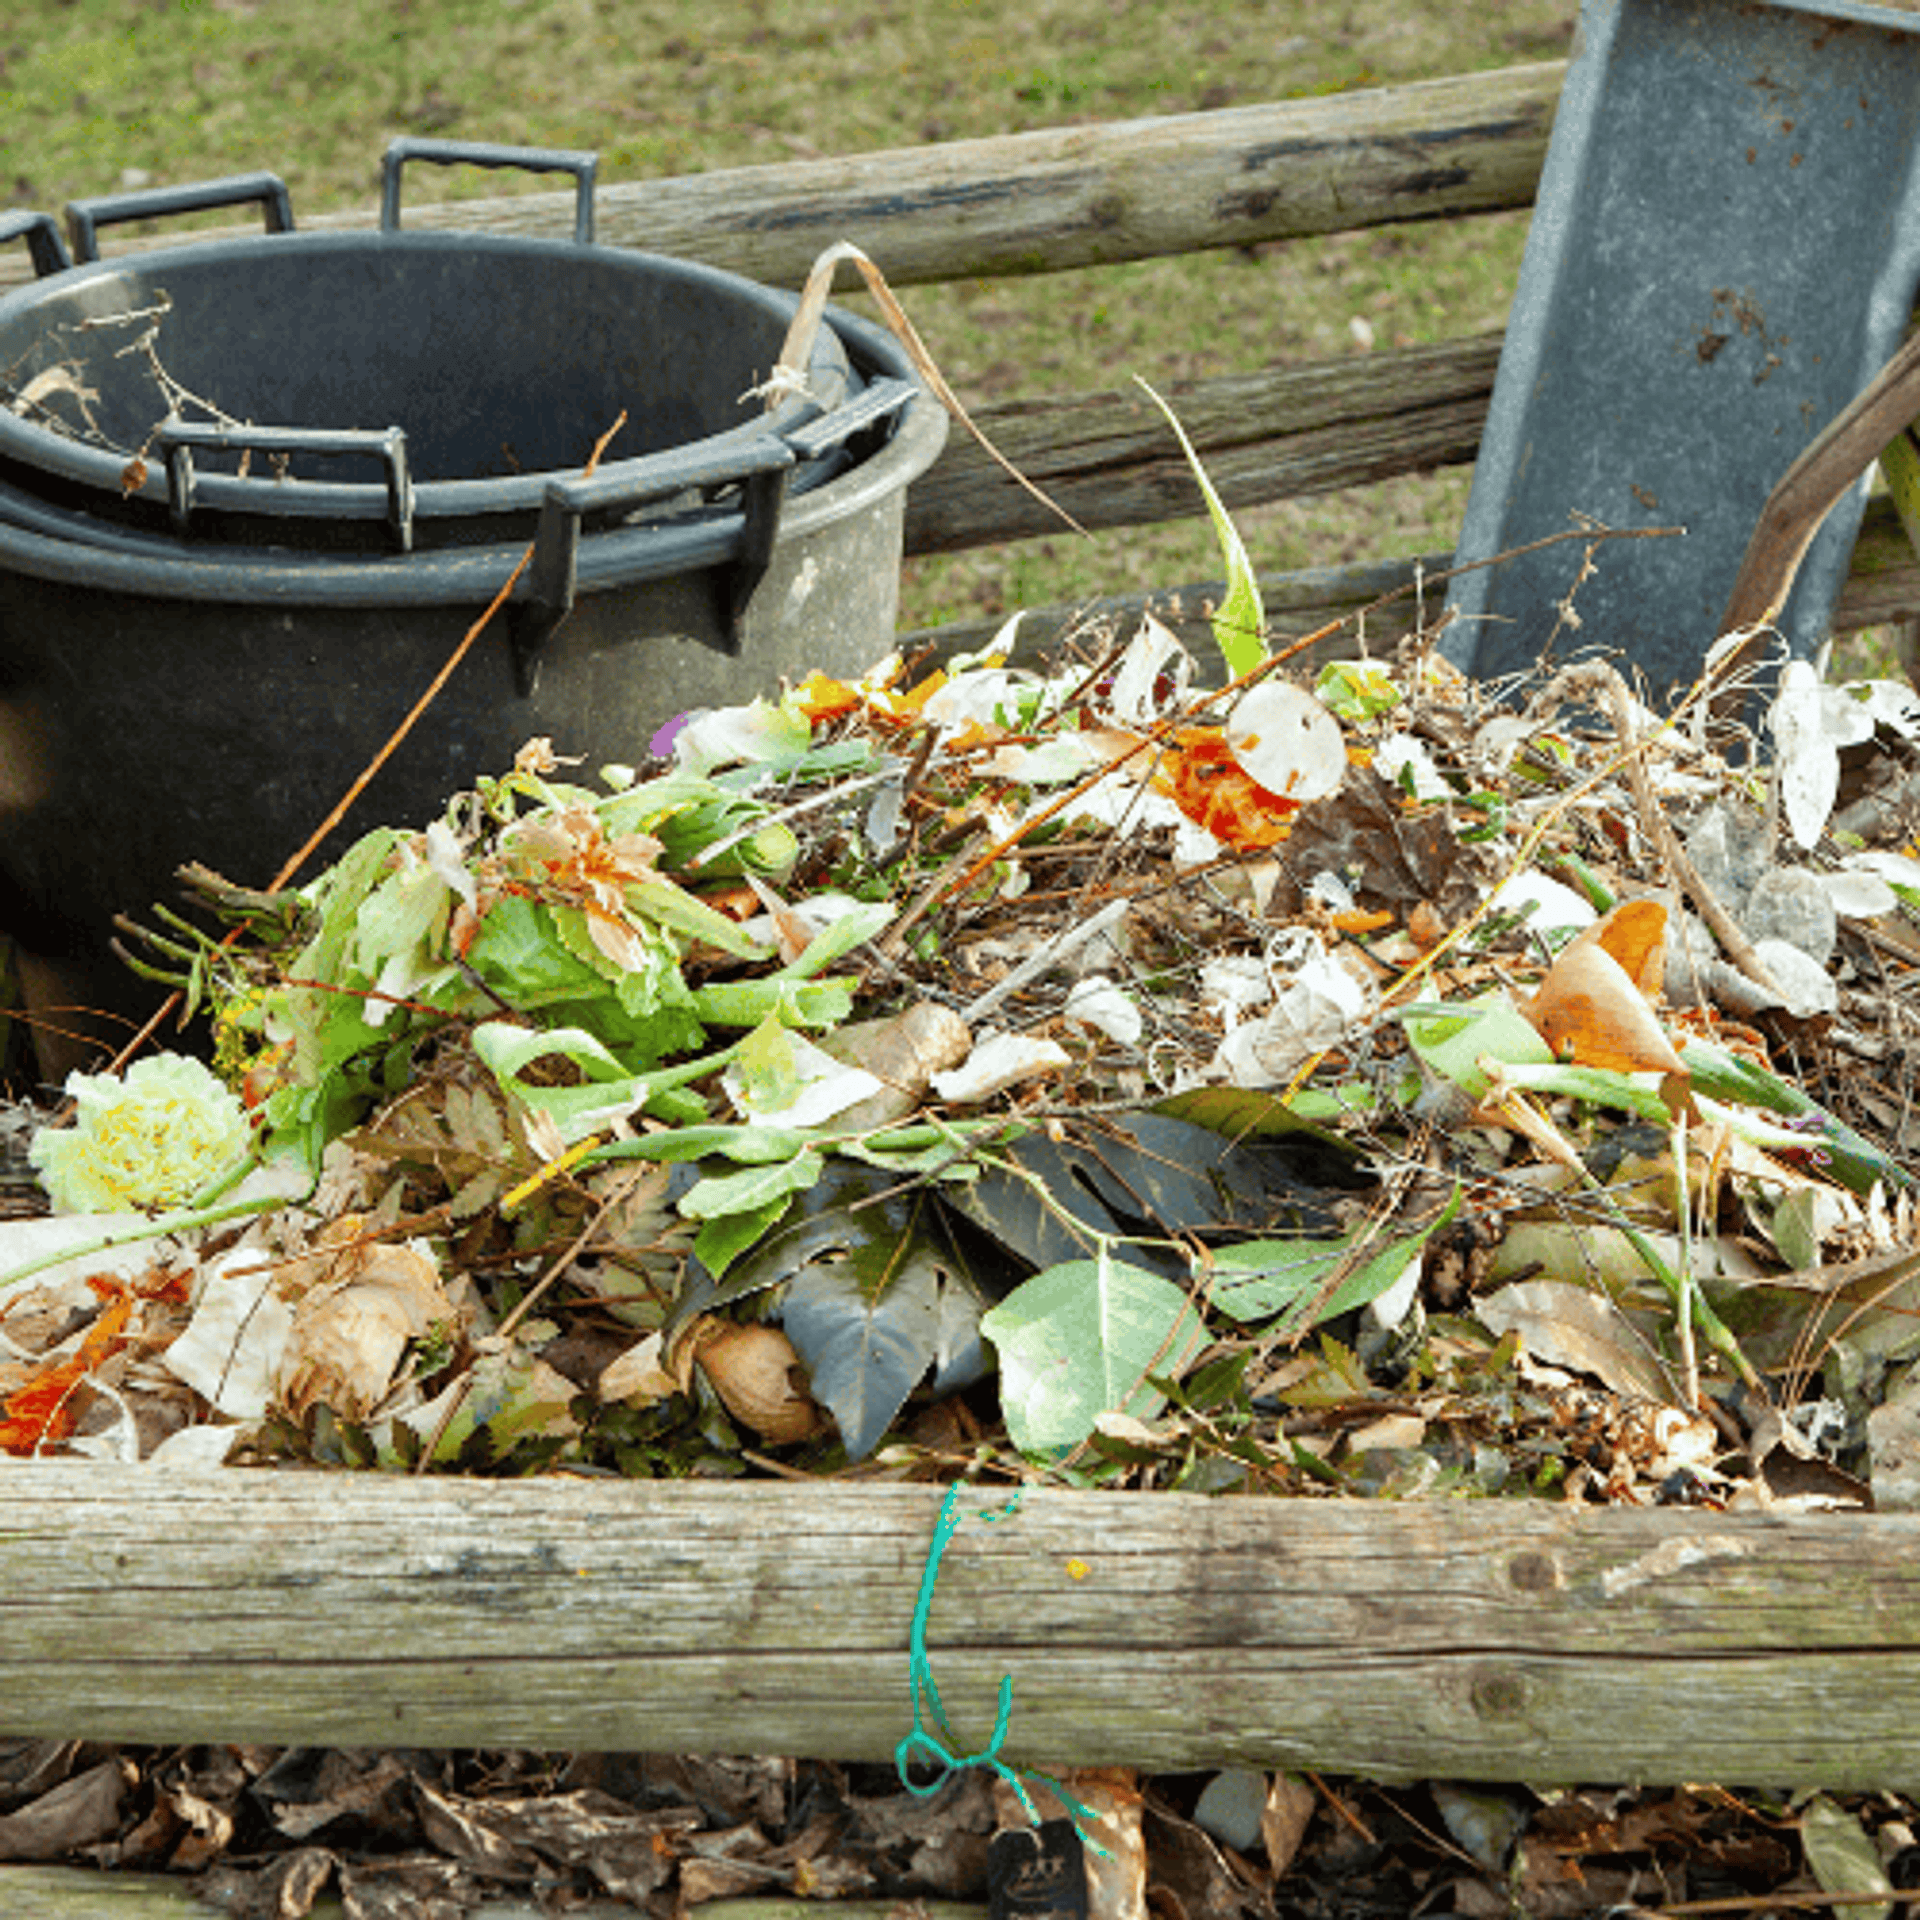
(946, 1112, 1363, 1276)
(697, 1165, 989, 1458)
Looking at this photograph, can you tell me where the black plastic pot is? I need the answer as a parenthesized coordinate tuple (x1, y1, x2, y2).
(0, 141, 948, 1055)
(0, 142, 856, 552)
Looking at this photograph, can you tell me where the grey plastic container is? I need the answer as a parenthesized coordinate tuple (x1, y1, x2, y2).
(1442, 0, 1920, 704)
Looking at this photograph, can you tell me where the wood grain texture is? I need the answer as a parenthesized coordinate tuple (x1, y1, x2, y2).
(900, 336, 1502, 554)
(0, 1872, 982, 1920)
(0, 66, 1560, 296)
(4, 1465, 1920, 1785)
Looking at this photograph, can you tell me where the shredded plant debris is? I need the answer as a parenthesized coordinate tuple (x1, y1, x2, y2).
(1, 573, 1917, 1514)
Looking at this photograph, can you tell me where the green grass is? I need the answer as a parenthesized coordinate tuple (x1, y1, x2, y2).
(4, 0, 1576, 628)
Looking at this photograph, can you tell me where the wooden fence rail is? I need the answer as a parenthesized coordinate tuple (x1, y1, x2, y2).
(0, 64, 1560, 292)
(4, 1467, 1920, 1790)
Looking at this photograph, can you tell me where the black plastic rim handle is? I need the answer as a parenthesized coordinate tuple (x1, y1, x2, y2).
(0, 211, 70, 279)
(152, 421, 415, 552)
(379, 137, 599, 245)
(63, 172, 295, 265)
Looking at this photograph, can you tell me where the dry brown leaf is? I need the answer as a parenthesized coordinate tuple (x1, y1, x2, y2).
(1522, 937, 1688, 1081)
(276, 1238, 456, 1422)
(1260, 1774, 1317, 1878)
(599, 1330, 692, 1406)
(821, 1000, 973, 1132)
(694, 1321, 824, 1444)
(0, 1758, 133, 1861)
(1583, 897, 1669, 997)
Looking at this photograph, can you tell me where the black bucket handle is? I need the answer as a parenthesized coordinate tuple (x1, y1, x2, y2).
(153, 421, 416, 552)
(0, 211, 71, 278)
(64, 172, 294, 265)
(513, 435, 796, 693)
(510, 378, 919, 692)
(380, 138, 599, 245)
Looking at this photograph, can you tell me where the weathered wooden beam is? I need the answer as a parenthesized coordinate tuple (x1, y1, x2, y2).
(0, 65, 1561, 295)
(902, 336, 1502, 554)
(0, 1870, 980, 1920)
(5, 1465, 1920, 1787)
(906, 490, 1920, 660)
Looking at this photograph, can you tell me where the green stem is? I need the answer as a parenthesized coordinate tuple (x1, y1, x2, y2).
(0, 1192, 297, 1298)
(1574, 1162, 1756, 1391)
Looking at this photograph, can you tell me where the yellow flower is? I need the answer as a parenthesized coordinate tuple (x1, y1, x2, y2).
(30, 1054, 251, 1214)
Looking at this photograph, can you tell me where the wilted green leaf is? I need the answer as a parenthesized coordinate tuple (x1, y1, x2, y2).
(1400, 994, 1555, 1103)
(693, 1194, 795, 1280)
(679, 1150, 825, 1222)
(1209, 1189, 1457, 1333)
(1800, 1796, 1890, 1920)
(1315, 658, 1403, 723)
(1136, 377, 1265, 679)
(982, 1252, 1208, 1453)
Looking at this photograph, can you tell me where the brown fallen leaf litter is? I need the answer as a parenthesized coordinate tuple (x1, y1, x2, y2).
(9, 1712, 1920, 1917)
(7, 581, 1920, 1911)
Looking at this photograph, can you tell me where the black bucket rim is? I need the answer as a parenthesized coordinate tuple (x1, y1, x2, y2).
(0, 226, 851, 540)
(0, 304, 946, 608)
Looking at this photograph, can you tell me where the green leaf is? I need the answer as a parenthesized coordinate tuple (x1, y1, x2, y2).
(1315, 658, 1402, 723)
(690, 976, 857, 1030)
(627, 877, 774, 959)
(277, 828, 401, 1079)
(725, 1016, 810, 1114)
(471, 1021, 726, 1144)
(473, 1020, 632, 1084)
(775, 900, 896, 977)
(1208, 1187, 1460, 1332)
(646, 792, 802, 883)
(1136, 376, 1265, 679)
(1800, 1796, 1891, 1920)
(1683, 1036, 1908, 1195)
(693, 1194, 793, 1280)
(585, 1124, 814, 1167)
(464, 893, 608, 1009)
(982, 1251, 1208, 1454)
(1491, 1060, 1678, 1123)
(1152, 1083, 1363, 1150)
(350, 852, 450, 974)
(1400, 994, 1555, 1103)
(679, 1149, 825, 1222)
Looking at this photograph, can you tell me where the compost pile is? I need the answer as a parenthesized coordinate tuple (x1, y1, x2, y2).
(4, 599, 1920, 1508)
(10, 600, 1920, 1918)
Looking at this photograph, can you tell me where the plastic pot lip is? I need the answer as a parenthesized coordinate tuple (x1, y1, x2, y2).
(0, 226, 851, 534)
(0, 304, 948, 609)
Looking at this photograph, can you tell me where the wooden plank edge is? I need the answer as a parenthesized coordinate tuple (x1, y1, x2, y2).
(0, 64, 1560, 295)
(0, 1866, 728, 1919)
(5, 1471, 1920, 1783)
(0, 1867, 983, 1920)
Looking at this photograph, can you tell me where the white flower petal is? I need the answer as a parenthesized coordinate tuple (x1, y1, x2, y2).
(931, 1031, 1070, 1103)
